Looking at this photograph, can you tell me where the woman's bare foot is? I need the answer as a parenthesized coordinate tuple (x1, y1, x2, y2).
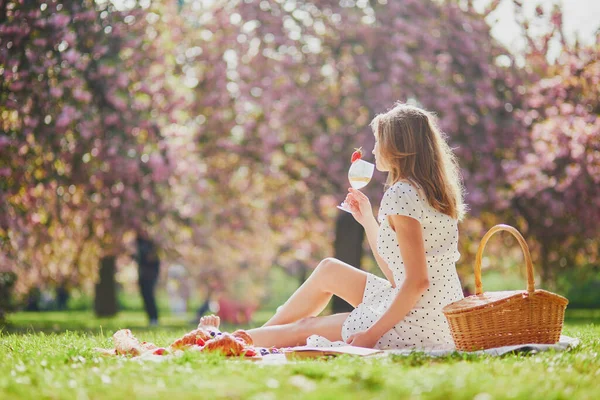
(198, 315, 221, 330)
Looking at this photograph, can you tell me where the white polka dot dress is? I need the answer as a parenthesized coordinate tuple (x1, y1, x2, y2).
(308, 181, 464, 350)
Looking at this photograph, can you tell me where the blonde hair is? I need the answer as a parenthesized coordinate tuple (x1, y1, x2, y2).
(370, 103, 466, 220)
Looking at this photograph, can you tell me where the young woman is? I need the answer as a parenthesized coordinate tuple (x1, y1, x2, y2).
(200, 103, 466, 350)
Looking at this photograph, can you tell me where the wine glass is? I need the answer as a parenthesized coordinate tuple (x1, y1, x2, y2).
(337, 159, 375, 213)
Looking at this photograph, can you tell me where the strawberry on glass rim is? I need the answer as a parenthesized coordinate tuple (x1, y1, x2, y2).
(351, 147, 363, 163)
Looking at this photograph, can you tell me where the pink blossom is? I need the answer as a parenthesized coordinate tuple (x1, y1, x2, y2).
(73, 88, 92, 103)
(80, 127, 93, 140)
(149, 154, 169, 182)
(50, 13, 70, 28)
(63, 31, 77, 46)
(56, 106, 78, 128)
(116, 73, 129, 88)
(64, 49, 79, 64)
(50, 87, 64, 98)
(105, 114, 119, 126)
(33, 19, 47, 29)
(74, 11, 97, 21)
(33, 38, 47, 47)
(9, 81, 25, 91)
(75, 58, 90, 71)
(98, 64, 116, 76)
(107, 93, 127, 111)
(24, 116, 39, 128)
(0, 136, 11, 150)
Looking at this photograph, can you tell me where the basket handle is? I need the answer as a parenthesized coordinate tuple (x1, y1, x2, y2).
(474, 224, 535, 295)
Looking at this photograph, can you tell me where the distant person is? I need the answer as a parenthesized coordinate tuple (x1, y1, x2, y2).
(56, 282, 70, 311)
(24, 287, 41, 311)
(194, 290, 213, 323)
(135, 233, 160, 326)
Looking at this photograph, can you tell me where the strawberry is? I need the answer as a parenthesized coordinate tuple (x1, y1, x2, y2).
(152, 348, 166, 355)
(196, 337, 206, 346)
(351, 147, 363, 163)
(243, 348, 257, 357)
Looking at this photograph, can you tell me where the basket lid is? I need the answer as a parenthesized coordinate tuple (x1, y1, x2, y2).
(442, 289, 568, 315)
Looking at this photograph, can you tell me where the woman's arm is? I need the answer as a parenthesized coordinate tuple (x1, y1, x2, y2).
(347, 214, 429, 347)
(361, 216, 396, 287)
(345, 188, 396, 287)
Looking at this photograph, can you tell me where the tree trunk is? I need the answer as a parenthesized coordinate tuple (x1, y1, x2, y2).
(55, 283, 70, 311)
(94, 256, 118, 317)
(332, 212, 365, 313)
(0, 271, 17, 323)
(296, 261, 309, 284)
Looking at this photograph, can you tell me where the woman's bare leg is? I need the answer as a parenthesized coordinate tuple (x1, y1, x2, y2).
(263, 258, 368, 327)
(247, 313, 350, 348)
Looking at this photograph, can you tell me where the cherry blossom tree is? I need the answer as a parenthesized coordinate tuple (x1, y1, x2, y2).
(502, 3, 599, 286)
(0, 0, 180, 315)
(2, 0, 596, 320)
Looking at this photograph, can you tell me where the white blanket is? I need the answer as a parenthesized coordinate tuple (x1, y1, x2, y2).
(304, 334, 580, 357)
(385, 335, 580, 357)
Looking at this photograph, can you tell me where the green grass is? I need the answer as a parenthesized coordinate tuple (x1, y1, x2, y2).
(1, 310, 599, 400)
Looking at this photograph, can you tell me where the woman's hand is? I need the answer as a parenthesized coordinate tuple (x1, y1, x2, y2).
(346, 330, 379, 349)
(344, 188, 374, 225)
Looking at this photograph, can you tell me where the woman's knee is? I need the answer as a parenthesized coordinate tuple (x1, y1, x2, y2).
(314, 257, 339, 277)
(310, 258, 338, 289)
(312, 258, 367, 307)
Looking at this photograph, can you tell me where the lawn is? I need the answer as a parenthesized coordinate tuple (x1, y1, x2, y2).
(1, 310, 599, 400)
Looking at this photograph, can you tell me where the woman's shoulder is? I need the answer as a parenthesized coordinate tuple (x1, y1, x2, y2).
(385, 180, 422, 199)
(379, 180, 424, 222)
(381, 180, 423, 208)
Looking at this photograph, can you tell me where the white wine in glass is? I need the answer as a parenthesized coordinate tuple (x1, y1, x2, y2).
(338, 158, 375, 213)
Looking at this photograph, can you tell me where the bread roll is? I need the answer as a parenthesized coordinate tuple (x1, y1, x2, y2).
(202, 333, 246, 356)
(113, 329, 142, 356)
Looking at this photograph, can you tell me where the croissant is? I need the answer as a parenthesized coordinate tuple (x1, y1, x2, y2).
(107, 327, 258, 358)
(201, 333, 246, 356)
(170, 328, 213, 350)
(232, 330, 253, 346)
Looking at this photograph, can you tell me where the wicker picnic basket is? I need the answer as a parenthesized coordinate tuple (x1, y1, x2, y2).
(442, 224, 568, 351)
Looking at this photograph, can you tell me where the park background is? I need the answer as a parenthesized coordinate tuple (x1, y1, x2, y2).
(1, 0, 599, 333)
(1, 1, 599, 399)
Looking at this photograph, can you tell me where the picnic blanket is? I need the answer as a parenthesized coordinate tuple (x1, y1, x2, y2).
(100, 327, 579, 364)
(385, 335, 580, 357)
(262, 335, 581, 363)
(131, 335, 580, 364)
